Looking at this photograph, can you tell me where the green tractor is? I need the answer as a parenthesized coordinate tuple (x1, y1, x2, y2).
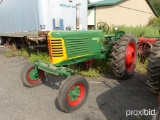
(21, 29, 137, 113)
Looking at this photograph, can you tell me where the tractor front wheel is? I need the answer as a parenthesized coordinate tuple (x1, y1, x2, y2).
(57, 75, 89, 113)
(112, 33, 137, 79)
(21, 63, 46, 87)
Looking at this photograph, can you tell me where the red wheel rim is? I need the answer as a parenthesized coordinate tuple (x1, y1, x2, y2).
(26, 67, 44, 83)
(125, 42, 136, 72)
(67, 83, 85, 107)
(138, 42, 152, 63)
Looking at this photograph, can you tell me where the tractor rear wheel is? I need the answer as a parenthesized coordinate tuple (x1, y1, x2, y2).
(57, 75, 89, 113)
(21, 63, 46, 88)
(147, 40, 160, 93)
(112, 33, 137, 79)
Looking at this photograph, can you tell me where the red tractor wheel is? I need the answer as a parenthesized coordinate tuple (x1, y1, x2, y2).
(138, 42, 152, 63)
(147, 40, 160, 93)
(112, 33, 137, 79)
(57, 75, 89, 113)
(21, 63, 46, 88)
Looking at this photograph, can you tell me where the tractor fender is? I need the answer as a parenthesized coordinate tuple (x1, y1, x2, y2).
(138, 37, 157, 44)
(114, 31, 125, 41)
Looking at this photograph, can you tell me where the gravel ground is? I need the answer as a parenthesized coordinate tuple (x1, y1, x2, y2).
(0, 46, 158, 120)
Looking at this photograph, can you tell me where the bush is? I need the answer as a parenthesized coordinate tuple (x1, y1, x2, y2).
(150, 0, 160, 16)
(29, 51, 49, 62)
(148, 17, 160, 28)
(102, 25, 159, 37)
(119, 25, 159, 37)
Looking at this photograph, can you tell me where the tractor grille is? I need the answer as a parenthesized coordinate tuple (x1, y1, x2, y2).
(49, 39, 64, 57)
(65, 37, 90, 58)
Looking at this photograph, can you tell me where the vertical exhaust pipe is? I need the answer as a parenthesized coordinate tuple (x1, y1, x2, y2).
(76, 3, 81, 31)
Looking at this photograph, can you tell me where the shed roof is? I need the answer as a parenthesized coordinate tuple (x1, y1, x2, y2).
(88, 0, 159, 16)
(88, 0, 124, 8)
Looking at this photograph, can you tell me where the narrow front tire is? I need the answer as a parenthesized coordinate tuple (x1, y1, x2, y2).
(57, 75, 89, 113)
(21, 63, 46, 88)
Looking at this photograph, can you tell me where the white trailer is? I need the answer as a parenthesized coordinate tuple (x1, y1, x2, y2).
(0, 0, 87, 48)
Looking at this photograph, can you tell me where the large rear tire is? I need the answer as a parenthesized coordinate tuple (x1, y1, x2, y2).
(147, 40, 160, 93)
(112, 33, 137, 79)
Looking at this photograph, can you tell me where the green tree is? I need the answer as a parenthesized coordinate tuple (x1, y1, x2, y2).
(150, 0, 160, 16)
(148, 17, 160, 29)
(88, 0, 91, 4)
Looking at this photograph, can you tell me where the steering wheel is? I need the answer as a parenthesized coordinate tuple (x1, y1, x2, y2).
(97, 22, 109, 32)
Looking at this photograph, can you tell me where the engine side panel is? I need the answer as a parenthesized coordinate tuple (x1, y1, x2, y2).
(48, 30, 104, 66)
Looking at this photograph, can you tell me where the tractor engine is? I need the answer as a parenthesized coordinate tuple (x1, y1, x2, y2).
(47, 30, 104, 66)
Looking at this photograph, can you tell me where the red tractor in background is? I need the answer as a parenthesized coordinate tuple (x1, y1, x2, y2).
(138, 36, 159, 93)
(138, 37, 158, 63)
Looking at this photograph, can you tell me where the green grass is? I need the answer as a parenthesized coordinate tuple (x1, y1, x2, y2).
(6, 51, 13, 58)
(119, 25, 159, 38)
(93, 60, 112, 75)
(80, 68, 100, 77)
(6, 47, 148, 77)
(29, 51, 49, 62)
(103, 25, 160, 38)
(135, 59, 148, 74)
(19, 49, 30, 58)
(5, 48, 49, 62)
(79, 59, 148, 77)
(6, 49, 29, 58)
(78, 60, 112, 77)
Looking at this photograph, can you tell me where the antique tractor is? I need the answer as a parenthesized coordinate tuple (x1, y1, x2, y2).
(21, 30, 137, 112)
(138, 37, 157, 63)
